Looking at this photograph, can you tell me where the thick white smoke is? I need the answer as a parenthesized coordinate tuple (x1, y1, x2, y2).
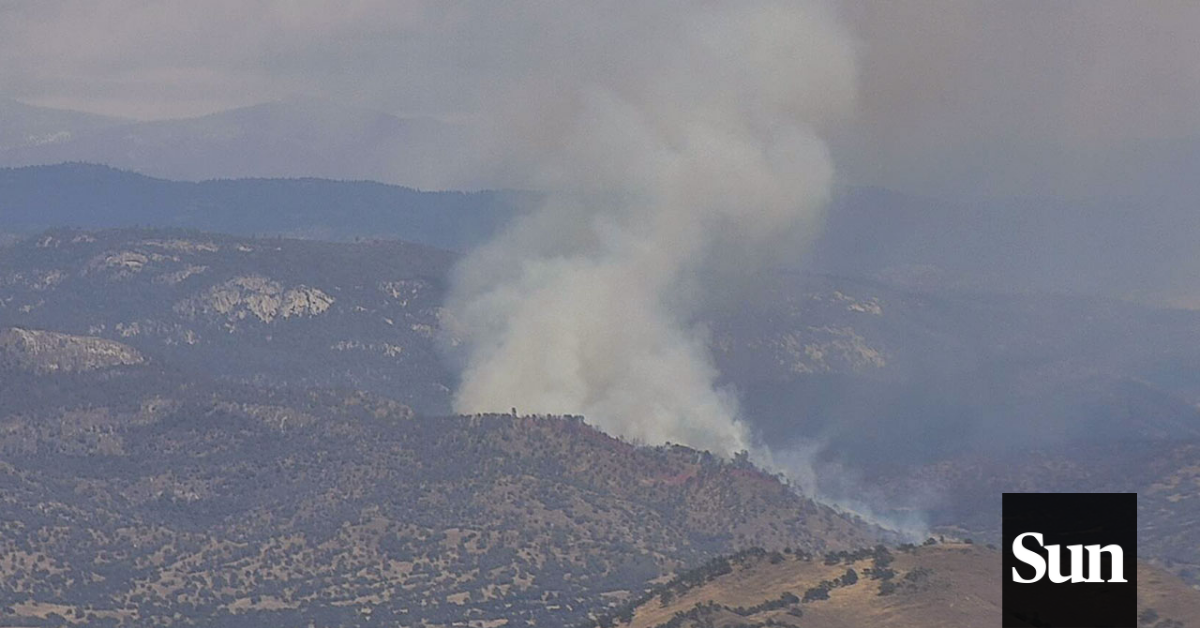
(445, 1, 856, 456)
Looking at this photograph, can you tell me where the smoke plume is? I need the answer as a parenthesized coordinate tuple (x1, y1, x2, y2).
(445, 1, 856, 456)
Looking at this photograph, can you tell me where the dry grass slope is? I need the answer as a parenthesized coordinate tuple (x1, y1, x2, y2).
(620, 543, 1200, 628)
(0, 349, 880, 627)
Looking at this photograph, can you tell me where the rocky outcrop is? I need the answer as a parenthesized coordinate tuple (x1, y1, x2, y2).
(0, 327, 145, 373)
(174, 275, 335, 324)
(785, 325, 887, 374)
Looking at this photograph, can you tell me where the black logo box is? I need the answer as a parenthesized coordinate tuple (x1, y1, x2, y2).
(1002, 492, 1136, 628)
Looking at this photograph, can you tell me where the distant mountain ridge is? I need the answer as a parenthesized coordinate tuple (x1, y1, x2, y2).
(0, 98, 129, 152)
(6, 157, 1200, 303)
(0, 163, 521, 250)
(0, 98, 471, 188)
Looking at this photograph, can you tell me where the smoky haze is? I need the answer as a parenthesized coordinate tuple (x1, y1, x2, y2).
(6, 1, 1200, 299)
(442, 1, 854, 455)
(4, 1, 1199, 198)
(3, 1, 1200, 457)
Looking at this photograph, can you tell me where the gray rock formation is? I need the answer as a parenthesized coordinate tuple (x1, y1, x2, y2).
(0, 327, 145, 373)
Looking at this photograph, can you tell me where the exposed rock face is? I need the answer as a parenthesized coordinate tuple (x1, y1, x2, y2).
(378, 279, 430, 307)
(0, 327, 145, 373)
(141, 239, 220, 254)
(0, 229, 454, 412)
(86, 250, 156, 277)
(785, 325, 887, 374)
(174, 275, 335, 324)
(153, 264, 209, 285)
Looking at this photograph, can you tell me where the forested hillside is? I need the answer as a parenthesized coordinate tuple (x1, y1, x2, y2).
(0, 334, 875, 627)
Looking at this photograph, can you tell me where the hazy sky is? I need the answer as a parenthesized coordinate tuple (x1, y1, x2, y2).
(2, 1, 1199, 199)
(835, 1, 1200, 198)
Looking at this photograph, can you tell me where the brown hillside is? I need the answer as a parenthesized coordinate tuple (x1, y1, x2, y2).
(616, 543, 1200, 628)
(0, 354, 878, 627)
